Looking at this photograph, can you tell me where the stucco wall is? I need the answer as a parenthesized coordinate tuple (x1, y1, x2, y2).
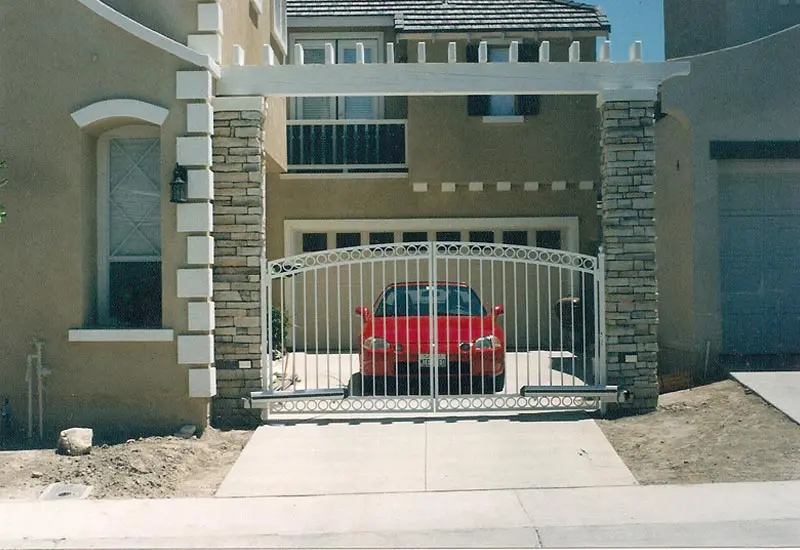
(0, 0, 209, 439)
(266, 179, 600, 259)
(659, 24, 800, 369)
(654, 115, 696, 374)
(665, 0, 800, 58)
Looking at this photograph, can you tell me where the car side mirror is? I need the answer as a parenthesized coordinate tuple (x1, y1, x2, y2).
(493, 305, 504, 317)
(355, 306, 371, 322)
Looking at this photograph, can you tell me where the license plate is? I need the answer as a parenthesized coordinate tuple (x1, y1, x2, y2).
(418, 354, 448, 369)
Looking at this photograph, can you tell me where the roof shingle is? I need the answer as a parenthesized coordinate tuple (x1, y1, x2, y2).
(287, 0, 610, 34)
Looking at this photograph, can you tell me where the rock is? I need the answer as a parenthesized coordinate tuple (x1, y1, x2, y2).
(174, 425, 197, 439)
(31, 471, 44, 479)
(57, 428, 93, 456)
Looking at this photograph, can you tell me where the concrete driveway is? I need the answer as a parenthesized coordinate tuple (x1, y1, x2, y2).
(216, 412, 636, 498)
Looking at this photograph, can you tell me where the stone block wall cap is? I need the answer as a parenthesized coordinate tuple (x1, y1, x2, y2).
(213, 97, 267, 114)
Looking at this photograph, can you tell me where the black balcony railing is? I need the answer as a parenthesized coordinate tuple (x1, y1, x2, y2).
(287, 120, 407, 173)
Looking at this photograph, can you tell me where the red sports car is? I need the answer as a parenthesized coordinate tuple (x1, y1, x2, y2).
(355, 282, 505, 395)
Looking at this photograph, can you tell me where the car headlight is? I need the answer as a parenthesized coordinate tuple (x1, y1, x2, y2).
(363, 337, 391, 351)
(473, 335, 501, 349)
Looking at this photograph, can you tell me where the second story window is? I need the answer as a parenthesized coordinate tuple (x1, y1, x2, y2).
(292, 38, 381, 120)
(466, 42, 541, 118)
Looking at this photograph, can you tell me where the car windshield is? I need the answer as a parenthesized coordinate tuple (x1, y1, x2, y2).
(374, 284, 487, 317)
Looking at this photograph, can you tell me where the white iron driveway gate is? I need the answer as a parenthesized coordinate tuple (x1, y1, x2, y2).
(247, 242, 627, 415)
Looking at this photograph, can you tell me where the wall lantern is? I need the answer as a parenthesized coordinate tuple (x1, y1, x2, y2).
(170, 164, 188, 204)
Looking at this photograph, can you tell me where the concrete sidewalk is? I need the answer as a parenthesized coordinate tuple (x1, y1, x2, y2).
(731, 371, 800, 424)
(1, 481, 799, 548)
(216, 413, 636, 497)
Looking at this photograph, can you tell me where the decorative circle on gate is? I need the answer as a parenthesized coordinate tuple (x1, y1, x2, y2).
(574, 397, 585, 407)
(551, 397, 563, 408)
(539, 397, 551, 407)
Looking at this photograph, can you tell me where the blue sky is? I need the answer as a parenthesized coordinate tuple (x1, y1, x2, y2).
(592, 0, 665, 61)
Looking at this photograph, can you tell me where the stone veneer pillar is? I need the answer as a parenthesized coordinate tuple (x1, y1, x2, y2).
(210, 97, 267, 429)
(599, 98, 659, 413)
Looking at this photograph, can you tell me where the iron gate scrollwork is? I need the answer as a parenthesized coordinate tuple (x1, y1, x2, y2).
(249, 242, 612, 416)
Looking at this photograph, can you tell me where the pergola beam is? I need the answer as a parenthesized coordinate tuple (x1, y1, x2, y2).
(217, 60, 690, 98)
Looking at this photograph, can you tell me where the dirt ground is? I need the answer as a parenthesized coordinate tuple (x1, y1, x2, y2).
(1, 379, 799, 500)
(597, 379, 800, 485)
(0, 428, 251, 500)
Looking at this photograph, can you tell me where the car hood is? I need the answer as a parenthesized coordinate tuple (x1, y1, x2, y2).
(366, 315, 501, 345)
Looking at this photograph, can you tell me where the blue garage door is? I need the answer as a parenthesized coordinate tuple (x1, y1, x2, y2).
(720, 170, 800, 354)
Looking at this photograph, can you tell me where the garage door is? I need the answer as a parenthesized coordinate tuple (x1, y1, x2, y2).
(720, 169, 800, 354)
(280, 218, 584, 351)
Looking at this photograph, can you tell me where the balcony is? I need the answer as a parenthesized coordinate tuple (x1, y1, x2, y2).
(286, 119, 407, 174)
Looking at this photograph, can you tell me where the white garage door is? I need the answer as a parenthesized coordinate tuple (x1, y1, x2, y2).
(280, 218, 584, 351)
(720, 169, 800, 354)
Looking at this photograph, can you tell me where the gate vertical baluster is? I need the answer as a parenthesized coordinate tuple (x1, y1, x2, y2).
(429, 242, 437, 411)
(314, 264, 320, 389)
(569, 264, 576, 386)
(558, 264, 564, 386)
(336, 263, 342, 391)
(536, 262, 542, 386)
(263, 258, 271, 415)
(392, 247, 399, 397)
(596, 248, 607, 390)
(582, 271, 588, 386)
(547, 262, 553, 387)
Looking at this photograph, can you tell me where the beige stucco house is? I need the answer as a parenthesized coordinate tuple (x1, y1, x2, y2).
(1, 0, 689, 438)
(0, 0, 287, 439)
(657, 0, 800, 378)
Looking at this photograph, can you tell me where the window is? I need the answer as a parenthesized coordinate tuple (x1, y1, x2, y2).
(272, 0, 287, 51)
(467, 42, 540, 117)
(402, 231, 427, 242)
(436, 231, 461, 242)
(336, 232, 361, 248)
(470, 231, 495, 243)
(293, 37, 380, 120)
(503, 231, 528, 246)
(302, 232, 327, 252)
(536, 230, 562, 250)
(369, 232, 394, 245)
(97, 127, 162, 328)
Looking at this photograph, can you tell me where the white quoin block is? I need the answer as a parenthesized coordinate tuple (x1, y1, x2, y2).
(599, 40, 611, 62)
(177, 136, 212, 167)
(356, 42, 365, 64)
(325, 43, 335, 64)
(524, 181, 540, 191)
(496, 181, 512, 192)
(188, 366, 217, 397)
(552, 181, 567, 191)
(569, 41, 581, 63)
(539, 41, 551, 63)
(176, 71, 212, 100)
(579, 180, 595, 191)
(386, 42, 395, 64)
(233, 44, 245, 66)
(177, 202, 213, 233)
(412, 182, 428, 192)
(179, 335, 214, 365)
(509, 41, 519, 63)
(187, 169, 214, 200)
(441, 182, 456, 193)
(448, 42, 457, 63)
(417, 42, 426, 63)
(188, 301, 215, 332)
(187, 236, 214, 265)
(468, 181, 484, 192)
(177, 268, 213, 299)
(197, 3, 223, 34)
(262, 44, 276, 66)
(186, 102, 214, 134)
(181, 341, 214, 368)
(478, 41, 488, 63)
(294, 43, 305, 65)
(188, 34, 222, 63)
(629, 41, 643, 62)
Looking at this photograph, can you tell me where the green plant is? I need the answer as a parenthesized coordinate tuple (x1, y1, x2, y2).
(270, 305, 289, 359)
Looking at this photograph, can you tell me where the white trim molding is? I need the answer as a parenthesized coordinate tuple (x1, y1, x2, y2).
(68, 329, 174, 343)
(71, 99, 169, 129)
(74, 0, 220, 77)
